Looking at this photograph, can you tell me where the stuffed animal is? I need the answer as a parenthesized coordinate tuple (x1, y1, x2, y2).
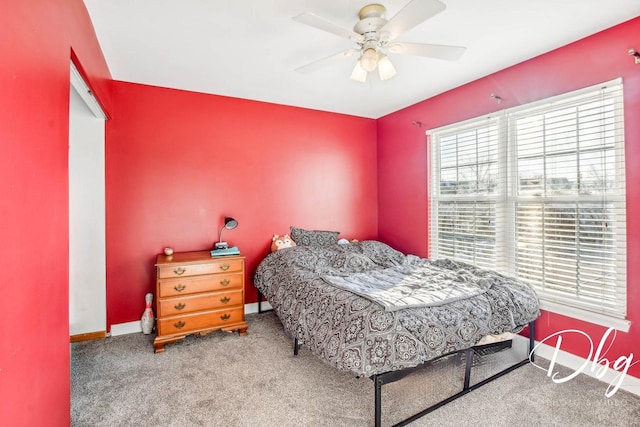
(271, 234, 296, 252)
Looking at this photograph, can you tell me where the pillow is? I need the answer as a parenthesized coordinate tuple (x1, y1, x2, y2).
(290, 226, 339, 246)
(271, 234, 297, 252)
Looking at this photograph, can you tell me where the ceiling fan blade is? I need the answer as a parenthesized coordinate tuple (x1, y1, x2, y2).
(293, 12, 364, 42)
(380, 0, 446, 41)
(387, 42, 466, 61)
(295, 49, 359, 74)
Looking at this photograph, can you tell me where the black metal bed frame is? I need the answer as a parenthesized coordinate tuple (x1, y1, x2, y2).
(258, 292, 535, 427)
(370, 322, 535, 426)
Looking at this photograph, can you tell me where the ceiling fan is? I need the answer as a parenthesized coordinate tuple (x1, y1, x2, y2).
(293, 0, 466, 83)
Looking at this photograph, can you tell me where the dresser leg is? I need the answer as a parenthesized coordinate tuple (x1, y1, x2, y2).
(236, 322, 249, 336)
(153, 336, 183, 353)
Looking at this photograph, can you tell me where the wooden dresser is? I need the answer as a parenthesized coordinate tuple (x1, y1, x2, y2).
(153, 251, 248, 353)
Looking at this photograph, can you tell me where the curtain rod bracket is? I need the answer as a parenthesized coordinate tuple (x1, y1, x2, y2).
(628, 48, 640, 64)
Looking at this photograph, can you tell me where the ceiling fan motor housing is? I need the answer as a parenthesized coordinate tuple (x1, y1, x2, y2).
(354, 4, 389, 45)
(353, 3, 390, 72)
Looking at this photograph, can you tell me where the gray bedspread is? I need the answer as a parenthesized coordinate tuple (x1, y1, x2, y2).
(253, 241, 540, 377)
(321, 255, 492, 311)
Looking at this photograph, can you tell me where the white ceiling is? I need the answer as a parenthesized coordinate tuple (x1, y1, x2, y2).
(84, 0, 640, 119)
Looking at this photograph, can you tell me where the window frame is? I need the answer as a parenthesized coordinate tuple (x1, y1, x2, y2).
(428, 78, 629, 332)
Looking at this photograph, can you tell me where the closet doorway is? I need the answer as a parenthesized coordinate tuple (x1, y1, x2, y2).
(68, 61, 107, 339)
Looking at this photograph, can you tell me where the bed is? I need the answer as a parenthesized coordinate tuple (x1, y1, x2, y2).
(254, 239, 540, 426)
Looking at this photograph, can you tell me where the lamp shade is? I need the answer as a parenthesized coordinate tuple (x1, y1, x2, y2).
(377, 55, 396, 81)
(350, 61, 368, 82)
(224, 217, 238, 230)
(360, 48, 378, 72)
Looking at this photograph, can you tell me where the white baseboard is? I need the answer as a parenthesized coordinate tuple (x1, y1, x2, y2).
(244, 301, 272, 314)
(513, 335, 640, 397)
(108, 302, 273, 337)
(109, 320, 142, 336)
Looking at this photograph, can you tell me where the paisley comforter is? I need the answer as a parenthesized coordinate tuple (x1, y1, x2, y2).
(253, 241, 540, 377)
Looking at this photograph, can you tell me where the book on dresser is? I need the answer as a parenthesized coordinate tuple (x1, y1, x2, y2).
(210, 246, 240, 257)
(153, 250, 248, 353)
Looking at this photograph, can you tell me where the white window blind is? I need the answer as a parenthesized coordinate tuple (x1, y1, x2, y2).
(431, 117, 504, 271)
(429, 79, 627, 320)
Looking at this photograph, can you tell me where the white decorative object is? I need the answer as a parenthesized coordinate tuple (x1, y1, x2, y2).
(141, 293, 155, 335)
(164, 247, 174, 256)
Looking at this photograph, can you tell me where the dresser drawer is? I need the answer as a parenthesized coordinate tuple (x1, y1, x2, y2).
(157, 258, 243, 278)
(157, 308, 245, 335)
(158, 273, 243, 297)
(158, 289, 243, 316)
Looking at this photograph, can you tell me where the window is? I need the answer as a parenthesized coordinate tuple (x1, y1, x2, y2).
(429, 79, 627, 326)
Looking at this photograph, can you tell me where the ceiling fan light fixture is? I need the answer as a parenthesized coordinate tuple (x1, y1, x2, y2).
(378, 55, 396, 80)
(360, 48, 379, 72)
(350, 60, 368, 82)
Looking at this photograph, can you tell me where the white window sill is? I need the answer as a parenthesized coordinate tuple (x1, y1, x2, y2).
(539, 300, 631, 332)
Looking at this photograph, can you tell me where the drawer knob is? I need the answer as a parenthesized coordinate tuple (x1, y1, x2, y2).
(173, 267, 186, 276)
(220, 296, 230, 304)
(220, 313, 231, 321)
(174, 321, 186, 329)
(219, 264, 230, 271)
(220, 279, 230, 286)
(174, 302, 186, 311)
(174, 284, 186, 292)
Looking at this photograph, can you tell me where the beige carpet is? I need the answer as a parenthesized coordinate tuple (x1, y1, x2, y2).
(71, 311, 640, 426)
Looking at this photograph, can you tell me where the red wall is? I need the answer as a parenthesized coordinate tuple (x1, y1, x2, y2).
(377, 17, 640, 379)
(106, 82, 378, 326)
(2, 2, 637, 423)
(0, 1, 111, 425)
